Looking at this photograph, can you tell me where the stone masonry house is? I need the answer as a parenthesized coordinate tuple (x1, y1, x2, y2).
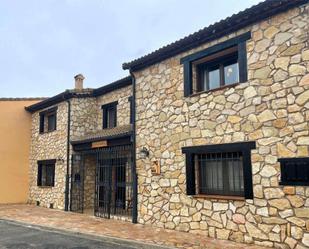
(25, 0, 309, 248)
(26, 75, 134, 218)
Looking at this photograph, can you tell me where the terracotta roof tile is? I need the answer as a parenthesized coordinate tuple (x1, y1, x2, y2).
(122, 0, 308, 71)
(71, 124, 132, 144)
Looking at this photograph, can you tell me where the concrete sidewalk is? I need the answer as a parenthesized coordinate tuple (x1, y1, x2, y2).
(0, 204, 268, 249)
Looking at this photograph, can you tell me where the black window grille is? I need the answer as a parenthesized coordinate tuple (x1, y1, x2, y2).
(37, 160, 56, 187)
(102, 101, 118, 129)
(279, 157, 309, 186)
(195, 152, 244, 196)
(39, 107, 57, 133)
(182, 141, 255, 199)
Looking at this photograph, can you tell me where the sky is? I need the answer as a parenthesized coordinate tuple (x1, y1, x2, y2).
(0, 0, 261, 97)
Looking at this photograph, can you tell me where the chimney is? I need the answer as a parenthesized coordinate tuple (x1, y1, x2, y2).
(74, 74, 85, 90)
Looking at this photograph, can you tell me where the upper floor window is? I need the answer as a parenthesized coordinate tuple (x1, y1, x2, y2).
(39, 107, 57, 133)
(102, 101, 118, 129)
(181, 32, 251, 96)
(182, 141, 256, 199)
(37, 159, 56, 187)
(196, 49, 239, 92)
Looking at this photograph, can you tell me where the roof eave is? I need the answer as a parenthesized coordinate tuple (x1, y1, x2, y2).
(25, 91, 72, 113)
(123, 0, 308, 71)
(70, 131, 132, 145)
(93, 76, 132, 97)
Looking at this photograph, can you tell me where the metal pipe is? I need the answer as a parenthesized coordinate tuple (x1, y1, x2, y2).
(64, 99, 71, 211)
(130, 71, 138, 223)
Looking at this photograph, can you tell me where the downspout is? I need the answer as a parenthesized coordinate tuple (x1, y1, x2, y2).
(130, 70, 138, 224)
(64, 98, 71, 211)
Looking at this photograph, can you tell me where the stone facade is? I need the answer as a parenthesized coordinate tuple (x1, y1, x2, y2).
(96, 85, 132, 128)
(28, 86, 132, 210)
(133, 4, 309, 248)
(83, 155, 96, 210)
(27, 2, 309, 248)
(29, 102, 68, 209)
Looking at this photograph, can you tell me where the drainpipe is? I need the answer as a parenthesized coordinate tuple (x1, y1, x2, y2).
(64, 98, 71, 211)
(130, 70, 138, 224)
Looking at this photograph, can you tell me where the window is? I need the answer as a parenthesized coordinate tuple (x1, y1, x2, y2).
(195, 152, 244, 196)
(182, 141, 256, 199)
(128, 96, 133, 124)
(39, 107, 57, 133)
(279, 157, 309, 186)
(102, 101, 118, 129)
(196, 51, 239, 92)
(37, 160, 56, 187)
(181, 32, 251, 96)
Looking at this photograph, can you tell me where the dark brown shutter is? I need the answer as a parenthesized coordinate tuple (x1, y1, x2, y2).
(128, 96, 133, 124)
(243, 150, 253, 199)
(238, 41, 248, 83)
(185, 153, 196, 195)
(102, 108, 107, 129)
(39, 114, 44, 133)
(183, 62, 192, 97)
(37, 164, 42, 186)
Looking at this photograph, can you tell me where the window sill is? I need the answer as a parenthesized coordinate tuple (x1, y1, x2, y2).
(279, 181, 309, 186)
(193, 194, 245, 201)
(102, 127, 117, 130)
(188, 82, 241, 98)
(39, 130, 57, 135)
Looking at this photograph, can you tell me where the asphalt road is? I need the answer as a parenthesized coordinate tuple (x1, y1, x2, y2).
(0, 220, 170, 249)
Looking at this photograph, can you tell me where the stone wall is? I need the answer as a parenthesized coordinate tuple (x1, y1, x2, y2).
(96, 85, 132, 128)
(134, 4, 309, 248)
(29, 102, 68, 209)
(29, 85, 132, 211)
(70, 97, 98, 139)
(83, 154, 96, 210)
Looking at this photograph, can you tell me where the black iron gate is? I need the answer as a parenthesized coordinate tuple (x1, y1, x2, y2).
(95, 145, 133, 219)
(70, 154, 84, 213)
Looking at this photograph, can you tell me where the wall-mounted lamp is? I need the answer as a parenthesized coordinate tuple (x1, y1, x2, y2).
(140, 147, 149, 159)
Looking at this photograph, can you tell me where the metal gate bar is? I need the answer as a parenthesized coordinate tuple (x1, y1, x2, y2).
(95, 145, 133, 219)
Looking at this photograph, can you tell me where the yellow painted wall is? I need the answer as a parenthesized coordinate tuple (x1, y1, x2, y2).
(0, 99, 41, 203)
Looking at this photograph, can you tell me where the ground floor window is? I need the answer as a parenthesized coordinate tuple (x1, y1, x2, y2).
(195, 152, 244, 196)
(37, 159, 56, 187)
(182, 141, 255, 199)
(279, 157, 309, 186)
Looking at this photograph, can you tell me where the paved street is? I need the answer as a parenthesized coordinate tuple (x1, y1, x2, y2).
(0, 220, 167, 249)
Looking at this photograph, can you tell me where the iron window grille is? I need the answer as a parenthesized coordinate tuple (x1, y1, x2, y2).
(37, 159, 56, 187)
(182, 141, 256, 199)
(194, 152, 244, 196)
(102, 101, 118, 129)
(39, 107, 57, 133)
(181, 32, 250, 96)
(279, 157, 309, 186)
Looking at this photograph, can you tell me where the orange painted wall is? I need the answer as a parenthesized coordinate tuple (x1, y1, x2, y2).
(0, 99, 41, 203)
